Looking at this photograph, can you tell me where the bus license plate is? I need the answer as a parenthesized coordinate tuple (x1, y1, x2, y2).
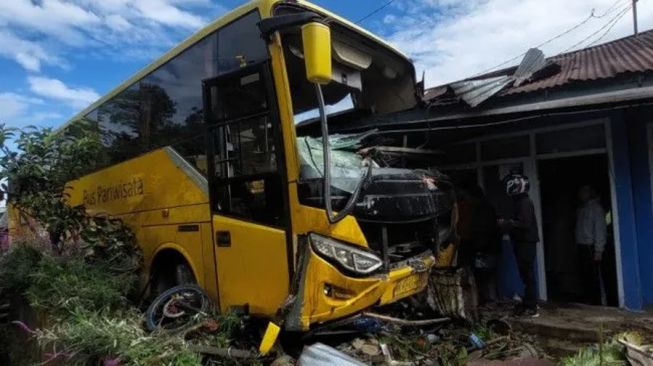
(394, 273, 428, 298)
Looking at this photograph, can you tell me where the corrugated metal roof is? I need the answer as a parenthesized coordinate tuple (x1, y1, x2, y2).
(448, 48, 549, 107)
(425, 29, 653, 104)
(450, 76, 512, 107)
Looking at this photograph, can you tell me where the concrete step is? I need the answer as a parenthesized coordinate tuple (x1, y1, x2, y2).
(503, 303, 653, 358)
(510, 317, 602, 343)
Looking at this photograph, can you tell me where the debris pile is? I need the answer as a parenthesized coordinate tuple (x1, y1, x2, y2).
(276, 299, 549, 366)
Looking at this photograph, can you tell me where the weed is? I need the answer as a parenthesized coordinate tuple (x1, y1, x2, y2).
(26, 256, 134, 315)
(0, 241, 43, 292)
(560, 341, 626, 366)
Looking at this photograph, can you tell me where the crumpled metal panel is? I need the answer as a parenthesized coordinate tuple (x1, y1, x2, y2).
(450, 75, 512, 107)
(298, 343, 367, 366)
(513, 48, 546, 87)
(425, 29, 653, 101)
(448, 48, 547, 107)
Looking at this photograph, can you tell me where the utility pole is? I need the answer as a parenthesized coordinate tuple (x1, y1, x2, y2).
(633, 0, 639, 36)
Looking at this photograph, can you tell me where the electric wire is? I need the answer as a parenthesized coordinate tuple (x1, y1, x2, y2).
(470, 0, 631, 77)
(594, 0, 631, 17)
(356, 0, 397, 24)
(588, 5, 635, 47)
(559, 3, 632, 54)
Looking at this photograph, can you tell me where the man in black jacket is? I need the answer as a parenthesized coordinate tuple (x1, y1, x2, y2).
(499, 174, 540, 317)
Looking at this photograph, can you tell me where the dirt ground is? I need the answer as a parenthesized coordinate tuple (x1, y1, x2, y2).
(508, 302, 653, 356)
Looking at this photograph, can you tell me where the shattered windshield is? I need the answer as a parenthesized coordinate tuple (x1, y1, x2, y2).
(277, 11, 417, 206)
(296, 131, 375, 193)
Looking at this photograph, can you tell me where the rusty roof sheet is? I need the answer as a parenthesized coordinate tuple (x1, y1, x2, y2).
(426, 29, 653, 103)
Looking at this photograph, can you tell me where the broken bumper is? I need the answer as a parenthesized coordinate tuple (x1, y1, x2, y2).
(285, 242, 434, 331)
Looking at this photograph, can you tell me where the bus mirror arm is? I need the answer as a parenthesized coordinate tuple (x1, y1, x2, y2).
(315, 84, 370, 224)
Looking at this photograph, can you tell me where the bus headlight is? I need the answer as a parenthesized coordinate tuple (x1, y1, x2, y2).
(309, 233, 383, 275)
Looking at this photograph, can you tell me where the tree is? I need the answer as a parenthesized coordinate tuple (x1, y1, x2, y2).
(0, 120, 141, 271)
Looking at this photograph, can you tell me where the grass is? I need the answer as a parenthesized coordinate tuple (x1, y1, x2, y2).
(37, 308, 202, 365)
(26, 256, 135, 316)
(0, 241, 44, 292)
(0, 240, 250, 365)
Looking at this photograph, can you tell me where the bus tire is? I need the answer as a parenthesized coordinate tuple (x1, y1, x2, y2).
(151, 253, 196, 296)
(145, 284, 211, 332)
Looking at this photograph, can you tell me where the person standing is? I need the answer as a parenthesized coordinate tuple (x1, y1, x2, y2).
(575, 185, 607, 305)
(499, 174, 540, 317)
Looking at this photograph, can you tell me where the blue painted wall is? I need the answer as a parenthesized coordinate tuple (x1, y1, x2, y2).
(626, 114, 653, 307)
(610, 114, 644, 309)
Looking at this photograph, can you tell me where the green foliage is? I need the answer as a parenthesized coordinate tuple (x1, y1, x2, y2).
(25, 256, 135, 315)
(0, 123, 251, 365)
(0, 241, 43, 292)
(0, 121, 103, 198)
(37, 308, 202, 366)
(0, 244, 204, 365)
(560, 341, 626, 366)
(0, 122, 141, 270)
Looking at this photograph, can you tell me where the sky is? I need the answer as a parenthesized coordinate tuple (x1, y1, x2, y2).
(1, 0, 652, 129)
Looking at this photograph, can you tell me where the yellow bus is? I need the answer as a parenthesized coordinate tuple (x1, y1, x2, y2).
(59, 0, 452, 331)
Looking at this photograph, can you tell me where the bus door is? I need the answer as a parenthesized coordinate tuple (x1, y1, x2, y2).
(203, 63, 291, 316)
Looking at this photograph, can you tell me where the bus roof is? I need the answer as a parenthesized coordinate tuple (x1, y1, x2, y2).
(59, 0, 412, 131)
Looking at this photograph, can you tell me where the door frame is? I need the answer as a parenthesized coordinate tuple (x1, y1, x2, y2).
(201, 61, 295, 306)
(648, 123, 653, 220)
(438, 118, 623, 305)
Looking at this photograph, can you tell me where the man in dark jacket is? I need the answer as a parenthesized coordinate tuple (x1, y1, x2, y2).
(499, 174, 540, 317)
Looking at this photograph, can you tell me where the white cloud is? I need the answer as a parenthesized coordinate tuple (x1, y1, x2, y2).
(105, 14, 132, 32)
(0, 31, 63, 72)
(0, 92, 59, 126)
(132, 0, 206, 29)
(0, 0, 226, 71)
(28, 77, 100, 109)
(0, 0, 101, 46)
(382, 0, 653, 86)
(0, 93, 32, 122)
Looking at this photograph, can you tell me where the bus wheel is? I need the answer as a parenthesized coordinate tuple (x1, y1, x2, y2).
(174, 263, 194, 285)
(152, 259, 196, 296)
(145, 284, 211, 332)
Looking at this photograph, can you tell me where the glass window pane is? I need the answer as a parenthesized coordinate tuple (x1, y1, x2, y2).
(536, 124, 605, 154)
(97, 83, 144, 164)
(208, 72, 268, 121)
(217, 11, 268, 74)
(216, 176, 285, 226)
(172, 135, 209, 176)
(481, 135, 529, 161)
(212, 116, 276, 179)
(138, 32, 217, 174)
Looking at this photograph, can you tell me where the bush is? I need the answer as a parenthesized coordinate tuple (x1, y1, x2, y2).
(0, 242, 43, 293)
(37, 308, 203, 366)
(26, 256, 135, 316)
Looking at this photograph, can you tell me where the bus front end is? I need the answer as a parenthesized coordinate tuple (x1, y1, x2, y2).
(264, 1, 458, 330)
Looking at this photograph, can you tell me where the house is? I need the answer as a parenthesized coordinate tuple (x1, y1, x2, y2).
(338, 30, 653, 310)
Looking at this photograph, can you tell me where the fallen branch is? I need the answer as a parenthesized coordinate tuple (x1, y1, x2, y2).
(188, 345, 257, 359)
(12, 320, 37, 335)
(361, 312, 450, 326)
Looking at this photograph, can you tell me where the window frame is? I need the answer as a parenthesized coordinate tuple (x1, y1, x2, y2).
(203, 61, 289, 228)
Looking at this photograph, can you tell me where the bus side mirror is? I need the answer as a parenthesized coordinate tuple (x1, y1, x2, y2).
(301, 22, 332, 85)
